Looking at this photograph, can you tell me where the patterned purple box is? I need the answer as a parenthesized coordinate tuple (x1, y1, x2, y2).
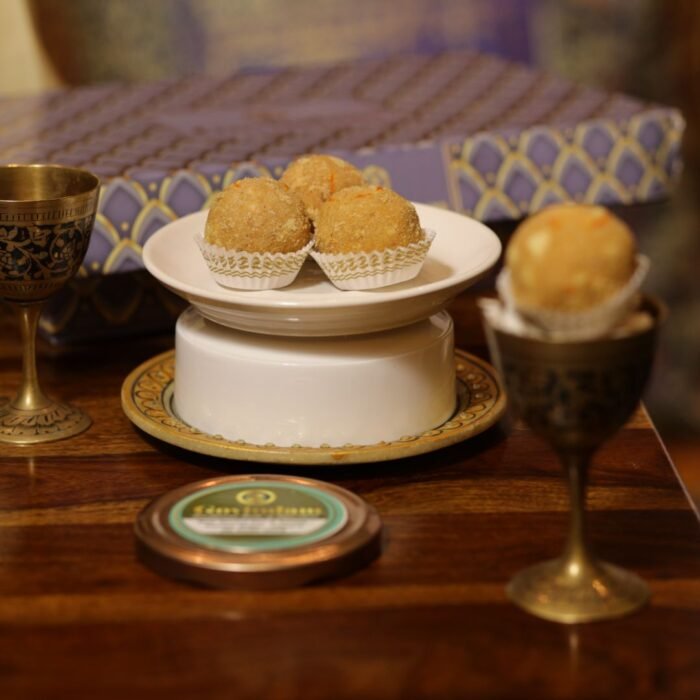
(0, 51, 679, 339)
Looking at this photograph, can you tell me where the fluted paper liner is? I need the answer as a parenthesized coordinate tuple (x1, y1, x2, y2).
(310, 229, 435, 291)
(495, 254, 650, 340)
(197, 236, 313, 290)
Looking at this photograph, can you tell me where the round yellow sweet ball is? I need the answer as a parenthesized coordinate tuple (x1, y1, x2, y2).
(506, 204, 636, 311)
(204, 177, 311, 254)
(280, 154, 364, 222)
(314, 185, 423, 255)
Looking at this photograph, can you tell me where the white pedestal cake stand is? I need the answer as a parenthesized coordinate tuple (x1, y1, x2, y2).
(122, 203, 505, 464)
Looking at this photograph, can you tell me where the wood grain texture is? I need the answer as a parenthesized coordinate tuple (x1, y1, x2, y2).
(0, 297, 699, 699)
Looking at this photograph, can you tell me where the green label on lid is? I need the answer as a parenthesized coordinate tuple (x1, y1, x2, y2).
(169, 481, 348, 552)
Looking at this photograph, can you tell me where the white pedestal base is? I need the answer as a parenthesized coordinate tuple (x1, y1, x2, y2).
(174, 307, 456, 448)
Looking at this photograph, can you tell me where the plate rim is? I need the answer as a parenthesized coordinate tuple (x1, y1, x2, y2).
(142, 203, 502, 311)
(121, 348, 506, 465)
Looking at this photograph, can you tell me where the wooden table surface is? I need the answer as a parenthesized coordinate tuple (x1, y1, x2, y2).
(0, 294, 699, 700)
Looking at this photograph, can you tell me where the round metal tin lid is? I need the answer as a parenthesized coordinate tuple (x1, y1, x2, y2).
(135, 474, 382, 588)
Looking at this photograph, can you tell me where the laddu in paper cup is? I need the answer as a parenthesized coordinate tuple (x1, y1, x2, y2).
(497, 254, 650, 340)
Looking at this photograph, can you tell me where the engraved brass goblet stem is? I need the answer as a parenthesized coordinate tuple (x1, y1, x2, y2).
(484, 297, 663, 623)
(0, 164, 99, 444)
(15, 302, 51, 411)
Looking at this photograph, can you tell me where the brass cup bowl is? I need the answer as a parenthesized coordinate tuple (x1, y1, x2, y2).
(484, 296, 663, 623)
(0, 164, 99, 444)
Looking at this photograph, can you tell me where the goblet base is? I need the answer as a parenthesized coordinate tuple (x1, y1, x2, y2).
(0, 399, 91, 444)
(507, 557, 650, 624)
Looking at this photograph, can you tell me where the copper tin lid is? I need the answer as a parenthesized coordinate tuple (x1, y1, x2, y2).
(135, 474, 382, 588)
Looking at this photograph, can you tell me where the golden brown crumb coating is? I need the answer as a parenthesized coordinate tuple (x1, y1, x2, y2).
(280, 155, 364, 222)
(204, 177, 312, 254)
(506, 204, 636, 311)
(314, 185, 423, 254)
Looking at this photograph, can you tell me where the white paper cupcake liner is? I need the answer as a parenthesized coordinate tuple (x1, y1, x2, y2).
(310, 229, 435, 291)
(196, 236, 313, 290)
(496, 254, 650, 340)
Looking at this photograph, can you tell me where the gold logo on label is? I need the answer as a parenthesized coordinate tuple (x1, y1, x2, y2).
(236, 488, 277, 506)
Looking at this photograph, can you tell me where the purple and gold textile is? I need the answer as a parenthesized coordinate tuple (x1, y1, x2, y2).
(0, 51, 682, 277)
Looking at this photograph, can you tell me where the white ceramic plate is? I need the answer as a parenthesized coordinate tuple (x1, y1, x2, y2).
(143, 203, 501, 336)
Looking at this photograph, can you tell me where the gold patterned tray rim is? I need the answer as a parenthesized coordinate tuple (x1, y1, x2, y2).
(121, 349, 506, 465)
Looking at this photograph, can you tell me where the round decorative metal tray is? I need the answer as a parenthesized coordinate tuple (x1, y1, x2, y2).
(121, 349, 505, 465)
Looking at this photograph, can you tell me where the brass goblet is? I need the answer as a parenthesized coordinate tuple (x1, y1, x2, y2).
(0, 164, 99, 444)
(484, 297, 663, 623)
